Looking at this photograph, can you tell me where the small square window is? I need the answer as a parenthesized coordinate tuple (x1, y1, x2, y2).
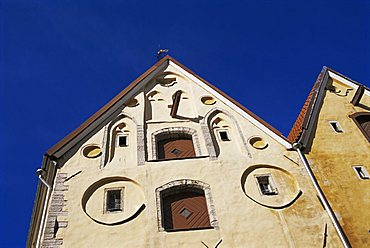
(218, 130, 230, 141)
(329, 121, 344, 133)
(117, 135, 128, 147)
(255, 175, 278, 196)
(105, 188, 124, 213)
(353, 166, 370, 180)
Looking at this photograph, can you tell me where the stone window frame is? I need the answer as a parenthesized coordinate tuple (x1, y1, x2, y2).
(103, 187, 125, 214)
(151, 127, 201, 160)
(155, 179, 218, 232)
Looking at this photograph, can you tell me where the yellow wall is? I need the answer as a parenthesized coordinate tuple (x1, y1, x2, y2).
(306, 77, 370, 247)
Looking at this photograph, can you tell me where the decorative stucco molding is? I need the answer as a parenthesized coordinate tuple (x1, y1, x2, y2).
(202, 107, 252, 158)
(101, 113, 145, 167)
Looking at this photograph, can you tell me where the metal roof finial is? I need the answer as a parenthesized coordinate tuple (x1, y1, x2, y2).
(157, 46, 169, 60)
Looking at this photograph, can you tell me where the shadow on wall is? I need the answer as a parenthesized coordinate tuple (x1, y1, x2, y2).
(81, 177, 145, 225)
(240, 164, 302, 209)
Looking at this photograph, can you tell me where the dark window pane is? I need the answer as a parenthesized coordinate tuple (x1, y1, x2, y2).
(355, 167, 369, 179)
(219, 131, 230, 141)
(257, 176, 277, 195)
(118, 136, 128, 147)
(107, 190, 121, 211)
(330, 122, 343, 133)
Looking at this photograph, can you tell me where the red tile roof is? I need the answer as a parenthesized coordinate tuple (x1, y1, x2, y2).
(287, 71, 324, 142)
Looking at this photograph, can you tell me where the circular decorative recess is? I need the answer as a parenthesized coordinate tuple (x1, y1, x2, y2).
(241, 165, 301, 209)
(83, 145, 102, 158)
(249, 137, 268, 149)
(81, 177, 145, 225)
(201, 96, 216, 105)
(125, 98, 139, 107)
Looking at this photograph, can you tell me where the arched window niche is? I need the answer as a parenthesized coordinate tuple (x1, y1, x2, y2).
(151, 127, 201, 161)
(201, 108, 251, 159)
(101, 113, 145, 167)
(350, 112, 370, 142)
(155, 179, 218, 232)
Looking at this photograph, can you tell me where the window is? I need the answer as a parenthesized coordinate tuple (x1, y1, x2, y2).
(117, 135, 128, 147)
(218, 130, 230, 141)
(157, 133, 195, 160)
(161, 187, 211, 231)
(329, 121, 344, 133)
(353, 166, 370, 180)
(105, 188, 124, 213)
(350, 113, 370, 142)
(152, 127, 201, 160)
(255, 175, 278, 195)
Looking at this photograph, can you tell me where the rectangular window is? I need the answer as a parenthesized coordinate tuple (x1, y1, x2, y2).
(329, 121, 344, 133)
(353, 166, 370, 180)
(255, 175, 278, 195)
(105, 188, 124, 213)
(117, 135, 128, 147)
(218, 130, 230, 141)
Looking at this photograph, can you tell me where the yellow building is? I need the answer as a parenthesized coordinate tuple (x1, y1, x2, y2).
(28, 56, 364, 248)
(288, 67, 370, 247)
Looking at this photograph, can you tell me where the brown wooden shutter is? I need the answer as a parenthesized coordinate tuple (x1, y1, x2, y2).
(157, 138, 195, 160)
(162, 191, 211, 231)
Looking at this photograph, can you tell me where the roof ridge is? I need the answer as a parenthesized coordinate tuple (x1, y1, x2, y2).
(47, 55, 291, 157)
(287, 69, 326, 143)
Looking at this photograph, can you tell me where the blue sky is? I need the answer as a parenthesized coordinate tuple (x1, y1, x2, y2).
(0, 0, 369, 246)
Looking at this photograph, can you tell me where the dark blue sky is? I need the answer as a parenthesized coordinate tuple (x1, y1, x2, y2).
(0, 0, 369, 246)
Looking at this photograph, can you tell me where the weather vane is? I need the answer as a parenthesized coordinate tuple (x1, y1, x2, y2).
(157, 46, 169, 60)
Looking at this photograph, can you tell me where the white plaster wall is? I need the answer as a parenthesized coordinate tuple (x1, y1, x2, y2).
(47, 64, 342, 247)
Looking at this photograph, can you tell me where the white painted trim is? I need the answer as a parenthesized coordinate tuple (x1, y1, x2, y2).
(328, 121, 344, 133)
(328, 71, 370, 97)
(169, 61, 292, 149)
(352, 166, 370, 180)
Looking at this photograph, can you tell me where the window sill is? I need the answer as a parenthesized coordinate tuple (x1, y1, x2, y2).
(148, 155, 209, 162)
(164, 226, 214, 232)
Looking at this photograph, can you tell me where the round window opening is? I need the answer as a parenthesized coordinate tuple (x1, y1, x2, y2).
(201, 96, 216, 105)
(249, 137, 268, 150)
(125, 98, 139, 107)
(83, 145, 102, 158)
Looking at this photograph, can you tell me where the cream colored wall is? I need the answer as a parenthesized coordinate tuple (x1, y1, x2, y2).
(306, 78, 370, 247)
(44, 65, 342, 247)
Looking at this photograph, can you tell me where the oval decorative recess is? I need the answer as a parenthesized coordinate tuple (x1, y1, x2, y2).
(125, 98, 139, 107)
(81, 177, 145, 225)
(249, 137, 268, 149)
(241, 165, 301, 209)
(201, 96, 216, 105)
(83, 145, 102, 158)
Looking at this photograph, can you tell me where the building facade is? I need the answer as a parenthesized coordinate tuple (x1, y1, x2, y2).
(288, 68, 370, 247)
(28, 56, 368, 247)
